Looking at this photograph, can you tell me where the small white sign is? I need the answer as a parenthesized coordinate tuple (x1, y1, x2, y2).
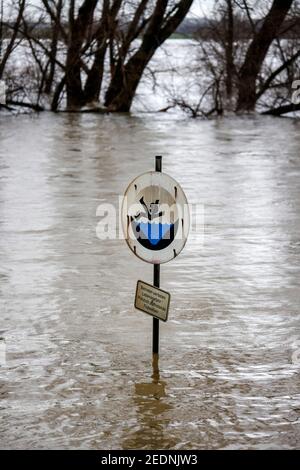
(135, 280, 170, 322)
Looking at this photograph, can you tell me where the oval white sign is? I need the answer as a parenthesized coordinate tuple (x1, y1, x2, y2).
(122, 171, 189, 264)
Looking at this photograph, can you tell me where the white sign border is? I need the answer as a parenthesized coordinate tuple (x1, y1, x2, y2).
(122, 171, 190, 264)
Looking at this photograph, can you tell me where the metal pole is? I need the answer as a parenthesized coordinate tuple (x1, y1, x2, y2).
(153, 156, 162, 355)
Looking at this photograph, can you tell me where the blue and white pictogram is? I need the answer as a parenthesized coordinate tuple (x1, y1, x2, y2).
(122, 172, 189, 264)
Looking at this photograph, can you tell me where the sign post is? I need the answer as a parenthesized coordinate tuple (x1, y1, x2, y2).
(153, 156, 161, 355)
(121, 155, 189, 359)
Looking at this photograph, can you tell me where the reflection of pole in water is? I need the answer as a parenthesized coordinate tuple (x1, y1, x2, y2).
(121, 356, 176, 449)
(134, 355, 168, 412)
(152, 353, 159, 384)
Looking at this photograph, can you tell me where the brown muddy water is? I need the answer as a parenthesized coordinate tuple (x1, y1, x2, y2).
(0, 113, 300, 449)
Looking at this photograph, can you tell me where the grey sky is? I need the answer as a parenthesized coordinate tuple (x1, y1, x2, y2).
(190, 0, 214, 17)
(8, 0, 214, 18)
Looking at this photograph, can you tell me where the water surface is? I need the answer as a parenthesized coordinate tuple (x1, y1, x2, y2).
(0, 112, 300, 449)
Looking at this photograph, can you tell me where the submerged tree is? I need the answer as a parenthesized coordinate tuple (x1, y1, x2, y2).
(236, 0, 295, 112)
(1, 0, 299, 116)
(171, 0, 299, 117)
(0, 0, 25, 81)
(16, 0, 192, 111)
(0, 0, 26, 111)
(104, 0, 193, 111)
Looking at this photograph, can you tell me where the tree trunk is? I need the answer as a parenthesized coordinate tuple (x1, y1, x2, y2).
(262, 102, 300, 116)
(105, 0, 193, 112)
(83, 44, 107, 105)
(105, 54, 153, 111)
(225, 0, 234, 107)
(51, 76, 66, 111)
(44, 20, 59, 94)
(236, 0, 293, 112)
(83, 0, 121, 105)
(66, 0, 98, 110)
(0, 0, 25, 80)
(44, 0, 63, 95)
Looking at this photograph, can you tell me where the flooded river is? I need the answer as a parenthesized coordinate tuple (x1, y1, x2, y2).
(0, 112, 300, 449)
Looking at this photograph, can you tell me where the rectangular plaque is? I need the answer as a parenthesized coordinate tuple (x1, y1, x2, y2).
(135, 280, 170, 322)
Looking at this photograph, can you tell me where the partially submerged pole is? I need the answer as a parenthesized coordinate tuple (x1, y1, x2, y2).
(152, 155, 162, 355)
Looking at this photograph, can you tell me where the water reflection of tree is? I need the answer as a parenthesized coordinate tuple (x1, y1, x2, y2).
(122, 355, 177, 450)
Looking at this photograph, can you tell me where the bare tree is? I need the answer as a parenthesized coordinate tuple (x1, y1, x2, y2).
(65, 0, 99, 109)
(171, 0, 298, 117)
(42, 0, 64, 95)
(104, 0, 193, 112)
(236, 0, 294, 112)
(82, 0, 122, 106)
(19, 0, 109, 110)
(224, 0, 234, 106)
(0, 0, 25, 81)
